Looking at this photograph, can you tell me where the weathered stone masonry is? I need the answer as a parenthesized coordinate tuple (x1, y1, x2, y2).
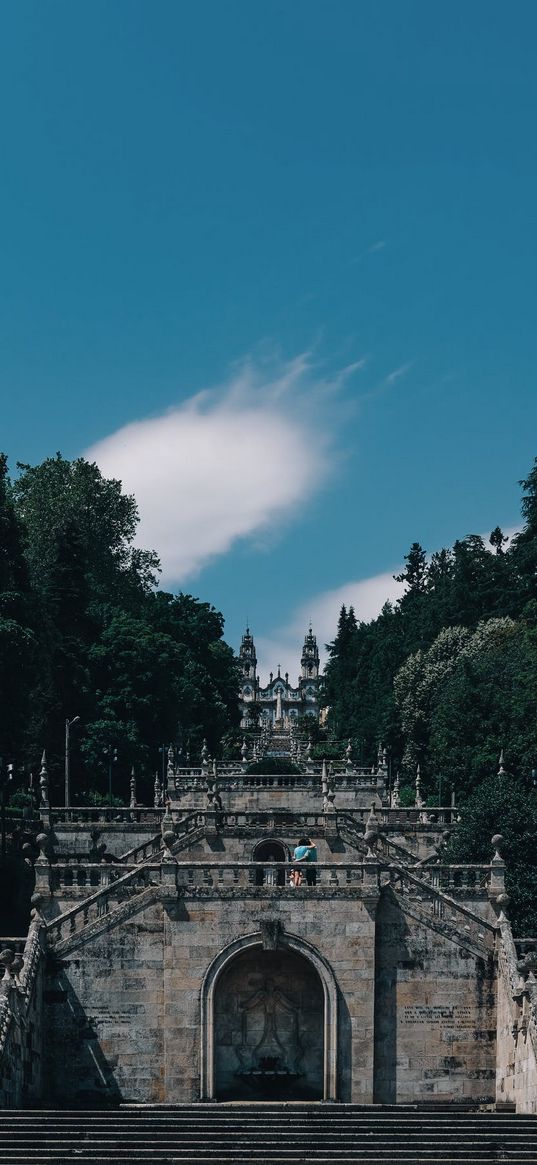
(1, 751, 536, 1110)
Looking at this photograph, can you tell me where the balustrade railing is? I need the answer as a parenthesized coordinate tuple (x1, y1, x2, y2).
(340, 806, 457, 827)
(45, 863, 164, 948)
(42, 807, 166, 825)
(118, 810, 206, 864)
(383, 862, 497, 945)
(46, 859, 376, 948)
(174, 860, 369, 891)
(43, 850, 499, 957)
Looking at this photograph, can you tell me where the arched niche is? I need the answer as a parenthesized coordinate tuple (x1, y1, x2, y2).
(252, 839, 289, 886)
(200, 931, 338, 1101)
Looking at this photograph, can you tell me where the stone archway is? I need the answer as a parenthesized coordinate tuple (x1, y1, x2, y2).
(200, 931, 338, 1101)
(252, 839, 289, 886)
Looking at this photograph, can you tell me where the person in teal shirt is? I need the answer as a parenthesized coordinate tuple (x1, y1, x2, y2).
(290, 837, 317, 886)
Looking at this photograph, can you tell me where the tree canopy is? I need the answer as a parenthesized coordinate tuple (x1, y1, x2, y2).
(0, 453, 240, 803)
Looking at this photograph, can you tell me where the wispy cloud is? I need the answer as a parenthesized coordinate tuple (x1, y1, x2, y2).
(384, 362, 413, 386)
(85, 353, 360, 583)
(356, 360, 414, 405)
(350, 239, 388, 266)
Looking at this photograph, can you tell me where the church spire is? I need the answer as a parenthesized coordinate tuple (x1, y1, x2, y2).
(239, 625, 257, 681)
(300, 625, 319, 679)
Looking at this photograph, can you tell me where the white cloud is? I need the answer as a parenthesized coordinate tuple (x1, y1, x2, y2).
(384, 362, 413, 386)
(255, 569, 405, 681)
(85, 353, 359, 583)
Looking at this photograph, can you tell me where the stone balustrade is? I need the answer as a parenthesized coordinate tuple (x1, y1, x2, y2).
(119, 810, 205, 864)
(385, 862, 494, 896)
(217, 809, 327, 832)
(44, 807, 166, 825)
(48, 860, 153, 894)
(0, 938, 26, 958)
(424, 863, 493, 891)
(0, 914, 45, 1106)
(45, 863, 165, 947)
(174, 860, 370, 892)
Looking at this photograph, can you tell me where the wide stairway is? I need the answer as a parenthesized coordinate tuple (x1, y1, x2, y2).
(0, 1105, 536, 1163)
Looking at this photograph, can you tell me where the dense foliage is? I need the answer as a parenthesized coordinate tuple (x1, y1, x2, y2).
(0, 453, 240, 803)
(325, 459, 537, 788)
(324, 459, 537, 931)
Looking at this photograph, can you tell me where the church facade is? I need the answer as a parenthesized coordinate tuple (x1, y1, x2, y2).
(238, 626, 321, 728)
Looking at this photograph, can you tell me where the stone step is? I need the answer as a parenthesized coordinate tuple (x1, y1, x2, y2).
(0, 1151, 535, 1160)
(1, 1109, 535, 1165)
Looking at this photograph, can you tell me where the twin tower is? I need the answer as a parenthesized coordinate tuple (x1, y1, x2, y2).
(238, 626, 320, 728)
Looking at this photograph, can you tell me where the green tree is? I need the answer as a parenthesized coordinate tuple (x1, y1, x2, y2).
(0, 454, 36, 760)
(446, 772, 537, 934)
(13, 453, 159, 605)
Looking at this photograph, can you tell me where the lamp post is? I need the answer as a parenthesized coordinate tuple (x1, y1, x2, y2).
(104, 746, 118, 805)
(0, 759, 15, 858)
(64, 716, 80, 808)
(158, 744, 168, 798)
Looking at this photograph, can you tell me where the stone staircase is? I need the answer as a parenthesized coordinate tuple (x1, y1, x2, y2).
(0, 1105, 536, 1163)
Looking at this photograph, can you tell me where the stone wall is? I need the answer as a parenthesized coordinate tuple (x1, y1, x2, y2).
(495, 920, 537, 1112)
(374, 889, 496, 1106)
(0, 917, 44, 1107)
(43, 887, 377, 1105)
(40, 870, 502, 1108)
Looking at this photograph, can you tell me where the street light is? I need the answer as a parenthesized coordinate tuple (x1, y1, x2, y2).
(64, 716, 80, 808)
(103, 746, 118, 805)
(0, 759, 15, 857)
(158, 744, 168, 799)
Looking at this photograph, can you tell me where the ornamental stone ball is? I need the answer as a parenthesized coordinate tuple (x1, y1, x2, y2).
(491, 834, 504, 859)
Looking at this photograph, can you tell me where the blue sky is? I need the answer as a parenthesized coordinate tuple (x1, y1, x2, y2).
(2, 1, 537, 676)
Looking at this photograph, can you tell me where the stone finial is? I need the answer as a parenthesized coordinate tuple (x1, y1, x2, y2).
(39, 750, 49, 809)
(321, 758, 328, 797)
(415, 764, 424, 809)
(154, 773, 162, 808)
(306, 736, 312, 761)
(167, 743, 175, 781)
(490, 833, 506, 902)
(498, 750, 506, 776)
(161, 828, 176, 862)
(322, 759, 335, 811)
(392, 770, 401, 808)
(200, 739, 209, 773)
(129, 766, 137, 809)
(492, 833, 504, 862)
(206, 759, 219, 808)
(35, 832, 49, 864)
(0, 949, 14, 982)
(364, 803, 380, 858)
(240, 738, 248, 771)
(345, 740, 354, 773)
(366, 802, 380, 833)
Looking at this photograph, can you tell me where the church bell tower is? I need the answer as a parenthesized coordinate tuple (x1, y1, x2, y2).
(239, 627, 257, 683)
(300, 625, 319, 680)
